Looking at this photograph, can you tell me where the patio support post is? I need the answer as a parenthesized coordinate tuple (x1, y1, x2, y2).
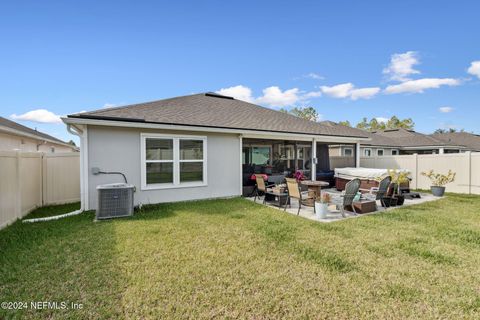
(355, 142, 361, 168)
(294, 142, 298, 171)
(311, 138, 316, 181)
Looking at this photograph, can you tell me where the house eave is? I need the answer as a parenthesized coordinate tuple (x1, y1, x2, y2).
(0, 125, 78, 150)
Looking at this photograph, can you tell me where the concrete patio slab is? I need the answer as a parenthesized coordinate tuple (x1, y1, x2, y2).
(245, 192, 441, 223)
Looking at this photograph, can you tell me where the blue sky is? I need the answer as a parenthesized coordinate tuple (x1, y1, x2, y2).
(1, 0, 479, 144)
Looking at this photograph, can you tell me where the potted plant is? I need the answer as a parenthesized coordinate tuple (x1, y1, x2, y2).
(421, 170, 456, 197)
(388, 170, 411, 206)
(315, 192, 331, 219)
(294, 170, 305, 182)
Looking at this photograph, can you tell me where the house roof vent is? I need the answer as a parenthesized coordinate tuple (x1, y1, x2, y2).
(204, 92, 234, 100)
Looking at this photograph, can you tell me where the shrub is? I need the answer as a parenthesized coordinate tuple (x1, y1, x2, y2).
(421, 170, 456, 187)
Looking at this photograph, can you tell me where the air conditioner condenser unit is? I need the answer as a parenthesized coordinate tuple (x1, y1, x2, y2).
(96, 183, 134, 219)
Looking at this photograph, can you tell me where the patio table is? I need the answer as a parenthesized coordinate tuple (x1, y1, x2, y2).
(301, 180, 329, 205)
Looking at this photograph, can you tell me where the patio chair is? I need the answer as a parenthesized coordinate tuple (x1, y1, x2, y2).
(254, 175, 275, 203)
(284, 178, 315, 215)
(331, 178, 361, 217)
(362, 176, 391, 208)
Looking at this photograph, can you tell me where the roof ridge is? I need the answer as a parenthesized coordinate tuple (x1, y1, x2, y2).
(75, 92, 206, 116)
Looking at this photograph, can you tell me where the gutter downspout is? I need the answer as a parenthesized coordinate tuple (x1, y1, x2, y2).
(23, 124, 85, 223)
(67, 123, 86, 212)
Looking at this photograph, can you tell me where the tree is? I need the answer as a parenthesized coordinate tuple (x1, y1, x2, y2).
(434, 128, 464, 134)
(280, 106, 320, 122)
(344, 116, 415, 131)
(67, 140, 77, 146)
(355, 117, 369, 130)
(338, 120, 351, 127)
(386, 116, 414, 130)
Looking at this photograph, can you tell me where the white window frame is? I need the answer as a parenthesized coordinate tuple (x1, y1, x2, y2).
(391, 149, 399, 156)
(377, 149, 384, 156)
(140, 133, 207, 190)
(363, 148, 372, 157)
(343, 147, 353, 157)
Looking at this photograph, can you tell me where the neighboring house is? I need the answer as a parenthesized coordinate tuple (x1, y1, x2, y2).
(63, 92, 370, 210)
(430, 132, 480, 152)
(0, 117, 78, 153)
(361, 128, 465, 155)
(326, 124, 467, 156)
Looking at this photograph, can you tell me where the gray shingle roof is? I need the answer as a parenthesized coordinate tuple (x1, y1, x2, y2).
(69, 93, 369, 138)
(431, 132, 480, 151)
(371, 128, 453, 147)
(0, 116, 71, 145)
(326, 127, 464, 148)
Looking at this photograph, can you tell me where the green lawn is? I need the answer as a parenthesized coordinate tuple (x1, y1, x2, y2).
(1, 195, 480, 319)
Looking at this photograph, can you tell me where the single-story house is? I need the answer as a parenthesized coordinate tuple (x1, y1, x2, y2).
(0, 116, 78, 153)
(327, 126, 466, 157)
(63, 92, 370, 210)
(430, 132, 480, 152)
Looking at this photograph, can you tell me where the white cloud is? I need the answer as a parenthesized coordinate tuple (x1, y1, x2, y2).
(349, 87, 381, 100)
(320, 83, 380, 100)
(305, 72, 324, 80)
(375, 117, 389, 123)
(383, 51, 420, 82)
(11, 109, 62, 124)
(384, 78, 461, 94)
(321, 83, 354, 98)
(439, 106, 454, 113)
(467, 61, 480, 79)
(102, 103, 117, 109)
(216, 85, 254, 103)
(256, 86, 301, 107)
(294, 72, 325, 81)
(217, 85, 306, 107)
(303, 90, 322, 98)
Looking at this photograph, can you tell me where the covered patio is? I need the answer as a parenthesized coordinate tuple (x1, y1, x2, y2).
(241, 134, 360, 197)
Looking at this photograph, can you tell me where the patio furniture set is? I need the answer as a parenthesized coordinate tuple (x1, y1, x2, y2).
(253, 172, 420, 219)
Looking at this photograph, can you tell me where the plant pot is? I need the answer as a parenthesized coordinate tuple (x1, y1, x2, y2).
(394, 195, 405, 206)
(431, 186, 446, 197)
(382, 196, 397, 207)
(315, 202, 329, 219)
(390, 197, 398, 207)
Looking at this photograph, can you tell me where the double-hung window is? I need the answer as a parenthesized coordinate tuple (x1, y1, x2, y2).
(141, 134, 207, 189)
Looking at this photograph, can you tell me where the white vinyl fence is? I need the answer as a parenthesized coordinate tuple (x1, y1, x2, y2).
(0, 151, 80, 230)
(329, 156, 355, 170)
(359, 152, 480, 195)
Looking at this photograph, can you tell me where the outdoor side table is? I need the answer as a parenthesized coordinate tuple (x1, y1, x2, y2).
(352, 200, 376, 214)
(265, 191, 290, 208)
